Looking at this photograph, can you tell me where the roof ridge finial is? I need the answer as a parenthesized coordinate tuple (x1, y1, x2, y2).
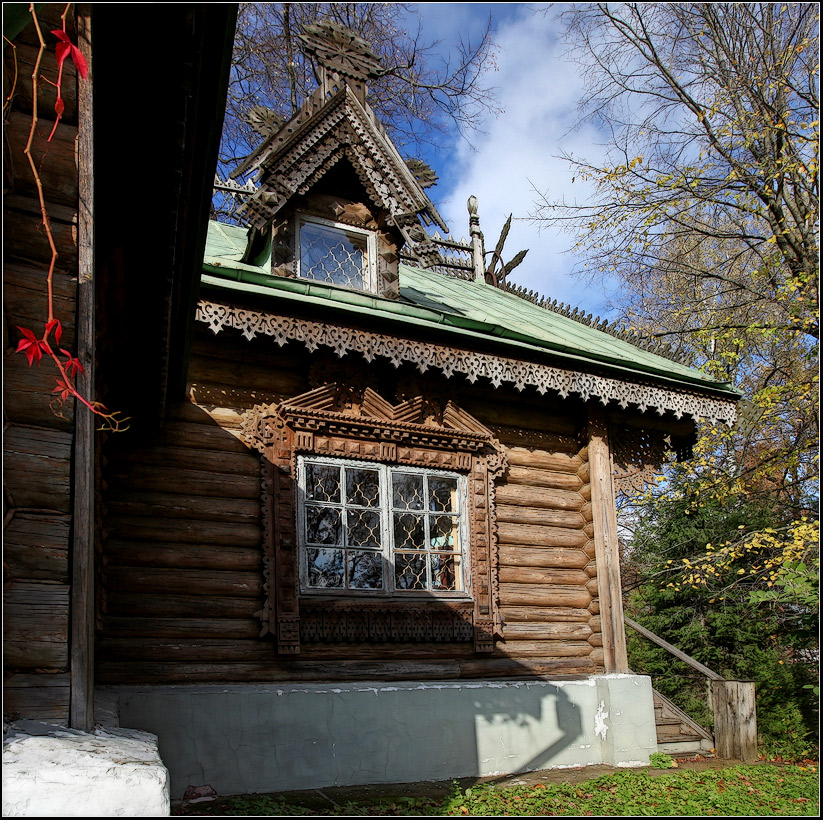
(467, 196, 486, 283)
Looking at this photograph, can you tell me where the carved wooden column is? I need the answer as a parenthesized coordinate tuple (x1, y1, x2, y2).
(587, 405, 629, 673)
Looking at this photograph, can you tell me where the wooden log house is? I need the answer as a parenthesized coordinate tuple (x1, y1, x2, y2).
(4, 10, 741, 796)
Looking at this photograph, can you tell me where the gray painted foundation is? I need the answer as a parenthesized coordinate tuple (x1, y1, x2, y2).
(103, 674, 657, 798)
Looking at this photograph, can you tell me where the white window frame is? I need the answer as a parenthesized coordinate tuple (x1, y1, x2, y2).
(295, 214, 378, 293)
(297, 455, 471, 598)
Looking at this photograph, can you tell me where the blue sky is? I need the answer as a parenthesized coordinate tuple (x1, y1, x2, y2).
(402, 3, 619, 318)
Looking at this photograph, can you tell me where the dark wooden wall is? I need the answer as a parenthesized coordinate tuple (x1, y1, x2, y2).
(3, 5, 81, 722)
(96, 325, 603, 684)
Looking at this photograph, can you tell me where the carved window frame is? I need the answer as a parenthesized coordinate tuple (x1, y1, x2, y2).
(242, 385, 508, 656)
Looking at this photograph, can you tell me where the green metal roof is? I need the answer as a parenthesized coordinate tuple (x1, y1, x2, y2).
(201, 220, 737, 399)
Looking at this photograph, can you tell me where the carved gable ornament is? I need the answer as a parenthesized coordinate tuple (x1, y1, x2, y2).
(242, 384, 508, 656)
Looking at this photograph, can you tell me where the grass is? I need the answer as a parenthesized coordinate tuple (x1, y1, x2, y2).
(174, 763, 819, 816)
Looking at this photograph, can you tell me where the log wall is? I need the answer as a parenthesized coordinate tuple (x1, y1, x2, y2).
(3, 5, 81, 723)
(97, 328, 604, 684)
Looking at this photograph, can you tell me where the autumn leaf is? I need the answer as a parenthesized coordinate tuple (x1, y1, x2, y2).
(60, 348, 85, 378)
(52, 30, 88, 79)
(16, 326, 48, 366)
(53, 379, 72, 402)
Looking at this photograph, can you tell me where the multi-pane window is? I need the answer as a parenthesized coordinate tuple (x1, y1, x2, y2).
(297, 217, 376, 292)
(298, 457, 468, 595)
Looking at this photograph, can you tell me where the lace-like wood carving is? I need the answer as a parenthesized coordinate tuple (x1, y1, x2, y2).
(242, 384, 508, 655)
(200, 301, 737, 426)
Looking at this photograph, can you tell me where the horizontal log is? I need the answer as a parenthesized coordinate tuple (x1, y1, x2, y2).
(4, 262, 77, 343)
(495, 484, 584, 511)
(5, 40, 78, 122)
(458, 657, 595, 678)
(105, 493, 261, 526)
(4, 582, 69, 670)
(4, 427, 73, 510)
(583, 540, 596, 559)
(190, 331, 311, 373)
(498, 545, 589, 569)
(101, 617, 262, 640)
(589, 615, 602, 633)
(6, 111, 78, 207)
(588, 633, 603, 647)
(104, 567, 262, 598)
(579, 484, 591, 502)
(98, 637, 274, 663)
(589, 599, 600, 615)
(496, 504, 586, 530)
(506, 447, 583, 472)
(500, 606, 592, 623)
(296, 642, 478, 660)
(503, 622, 592, 641)
(589, 646, 604, 667)
(580, 502, 593, 522)
(152, 419, 254, 454)
(457, 395, 578, 436)
(104, 541, 262, 572)
(494, 639, 593, 658)
(497, 522, 588, 548)
(499, 582, 592, 608)
(105, 514, 261, 547)
(2, 358, 75, 430)
(2, 673, 70, 723)
(105, 593, 259, 620)
(112, 443, 259, 477)
(499, 566, 589, 586)
(503, 466, 583, 492)
(4, 194, 77, 265)
(106, 464, 260, 500)
(577, 462, 591, 483)
(187, 355, 308, 397)
(585, 560, 597, 578)
(3, 512, 70, 583)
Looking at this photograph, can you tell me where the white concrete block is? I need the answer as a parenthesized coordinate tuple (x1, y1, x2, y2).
(2, 723, 169, 817)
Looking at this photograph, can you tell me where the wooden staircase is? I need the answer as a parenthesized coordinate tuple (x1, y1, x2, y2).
(653, 688, 715, 756)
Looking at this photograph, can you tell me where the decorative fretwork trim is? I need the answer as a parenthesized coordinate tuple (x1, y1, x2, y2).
(198, 300, 737, 426)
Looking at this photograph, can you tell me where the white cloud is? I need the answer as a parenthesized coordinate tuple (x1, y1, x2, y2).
(417, 4, 619, 317)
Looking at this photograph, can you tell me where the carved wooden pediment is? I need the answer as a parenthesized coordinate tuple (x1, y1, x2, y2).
(242, 386, 507, 657)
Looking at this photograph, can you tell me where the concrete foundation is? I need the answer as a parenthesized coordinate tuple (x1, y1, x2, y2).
(105, 674, 657, 798)
(2, 722, 170, 817)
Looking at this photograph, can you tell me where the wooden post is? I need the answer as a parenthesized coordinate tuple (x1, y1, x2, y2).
(70, 4, 95, 731)
(467, 196, 486, 283)
(711, 680, 757, 761)
(588, 406, 628, 673)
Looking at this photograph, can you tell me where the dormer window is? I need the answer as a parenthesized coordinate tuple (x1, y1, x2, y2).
(297, 215, 376, 292)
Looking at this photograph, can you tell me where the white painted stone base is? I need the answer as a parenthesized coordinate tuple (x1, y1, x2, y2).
(107, 674, 657, 798)
(2, 722, 170, 817)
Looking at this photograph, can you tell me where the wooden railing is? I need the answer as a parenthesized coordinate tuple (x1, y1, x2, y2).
(625, 616, 758, 761)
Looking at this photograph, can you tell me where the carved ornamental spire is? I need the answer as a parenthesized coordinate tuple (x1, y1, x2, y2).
(298, 21, 383, 103)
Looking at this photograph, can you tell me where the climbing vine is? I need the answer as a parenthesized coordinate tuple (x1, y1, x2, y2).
(7, 3, 127, 430)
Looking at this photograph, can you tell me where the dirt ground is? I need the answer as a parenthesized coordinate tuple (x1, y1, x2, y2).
(172, 755, 765, 815)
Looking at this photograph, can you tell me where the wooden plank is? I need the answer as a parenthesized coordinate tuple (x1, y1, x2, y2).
(495, 484, 584, 511)
(129, 420, 252, 453)
(499, 566, 589, 586)
(587, 407, 628, 673)
(498, 545, 589, 569)
(496, 504, 586, 530)
(499, 582, 591, 608)
(104, 514, 261, 547)
(3, 512, 70, 583)
(101, 617, 261, 639)
(497, 522, 588, 548)
(504, 465, 583, 491)
(97, 637, 275, 663)
(4, 39, 78, 121)
(104, 567, 262, 598)
(3, 674, 71, 723)
(494, 639, 593, 658)
(187, 356, 308, 396)
(3, 194, 78, 265)
(104, 541, 261, 571)
(2, 358, 75, 430)
(711, 682, 757, 761)
(113, 443, 259, 476)
(4, 426, 73, 511)
(458, 657, 595, 678)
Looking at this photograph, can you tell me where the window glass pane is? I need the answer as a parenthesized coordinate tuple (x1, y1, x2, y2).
(348, 551, 384, 590)
(347, 509, 381, 548)
(394, 553, 427, 590)
(392, 473, 424, 510)
(306, 463, 341, 503)
(429, 477, 458, 512)
(306, 506, 342, 545)
(430, 515, 459, 551)
(394, 512, 425, 550)
(346, 468, 380, 507)
(430, 553, 461, 591)
(306, 548, 345, 588)
(300, 222, 367, 289)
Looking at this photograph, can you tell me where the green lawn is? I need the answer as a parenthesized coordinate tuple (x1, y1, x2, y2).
(174, 763, 818, 816)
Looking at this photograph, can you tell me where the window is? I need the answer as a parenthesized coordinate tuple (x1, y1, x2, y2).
(298, 457, 469, 596)
(297, 216, 376, 292)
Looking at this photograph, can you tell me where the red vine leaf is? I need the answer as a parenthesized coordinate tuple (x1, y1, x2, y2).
(46, 318, 63, 344)
(53, 378, 73, 402)
(51, 30, 87, 79)
(60, 348, 85, 378)
(16, 326, 47, 366)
